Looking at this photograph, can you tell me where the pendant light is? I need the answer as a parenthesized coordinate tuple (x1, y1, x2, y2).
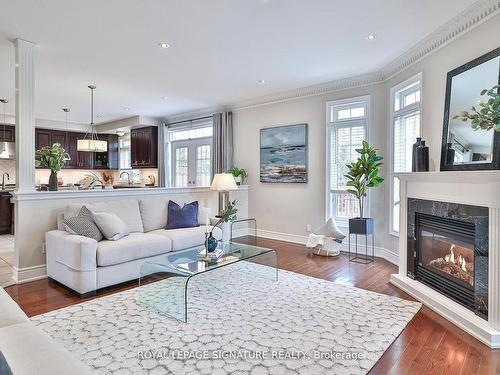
(77, 85, 107, 152)
(0, 99, 11, 159)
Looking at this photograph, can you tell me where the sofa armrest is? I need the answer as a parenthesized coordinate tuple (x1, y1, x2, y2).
(45, 230, 98, 272)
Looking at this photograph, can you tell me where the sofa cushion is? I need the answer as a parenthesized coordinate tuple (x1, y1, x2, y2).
(0, 322, 91, 375)
(64, 199, 144, 233)
(150, 226, 222, 251)
(96, 233, 171, 267)
(139, 198, 212, 232)
(166, 200, 199, 229)
(0, 288, 29, 329)
(92, 211, 130, 241)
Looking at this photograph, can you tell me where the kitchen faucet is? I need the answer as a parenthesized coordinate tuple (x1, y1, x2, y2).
(1, 172, 9, 190)
(119, 171, 131, 185)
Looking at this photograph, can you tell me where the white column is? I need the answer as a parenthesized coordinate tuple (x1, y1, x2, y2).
(398, 178, 408, 276)
(488, 207, 500, 330)
(15, 39, 36, 193)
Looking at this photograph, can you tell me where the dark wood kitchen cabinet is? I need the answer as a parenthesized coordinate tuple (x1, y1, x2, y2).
(35, 129, 52, 150)
(0, 125, 15, 142)
(35, 128, 119, 170)
(131, 126, 158, 168)
(0, 192, 13, 235)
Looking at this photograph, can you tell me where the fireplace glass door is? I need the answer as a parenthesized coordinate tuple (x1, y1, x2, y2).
(415, 213, 476, 310)
(419, 230, 474, 289)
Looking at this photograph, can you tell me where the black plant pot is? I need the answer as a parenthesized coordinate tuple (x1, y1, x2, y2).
(348, 218, 374, 235)
(48, 171, 58, 191)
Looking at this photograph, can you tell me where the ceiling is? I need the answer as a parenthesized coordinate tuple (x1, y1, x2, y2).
(0, 0, 479, 124)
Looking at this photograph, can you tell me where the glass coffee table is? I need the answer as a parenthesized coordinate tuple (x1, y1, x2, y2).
(138, 242, 278, 322)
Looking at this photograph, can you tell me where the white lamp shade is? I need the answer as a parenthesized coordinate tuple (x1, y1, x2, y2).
(77, 139, 107, 152)
(210, 173, 238, 191)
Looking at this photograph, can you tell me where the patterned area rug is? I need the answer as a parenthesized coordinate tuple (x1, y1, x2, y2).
(32, 263, 420, 375)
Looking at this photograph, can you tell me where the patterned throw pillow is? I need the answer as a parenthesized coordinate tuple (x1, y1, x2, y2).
(63, 205, 103, 242)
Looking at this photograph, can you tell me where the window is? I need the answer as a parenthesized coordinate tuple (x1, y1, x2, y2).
(118, 133, 140, 183)
(390, 73, 422, 235)
(167, 119, 213, 187)
(326, 96, 369, 223)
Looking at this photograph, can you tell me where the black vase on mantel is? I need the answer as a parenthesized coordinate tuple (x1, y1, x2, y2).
(415, 140, 429, 172)
(48, 171, 58, 191)
(411, 138, 422, 172)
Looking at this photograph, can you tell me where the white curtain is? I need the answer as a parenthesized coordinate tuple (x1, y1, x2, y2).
(212, 111, 233, 176)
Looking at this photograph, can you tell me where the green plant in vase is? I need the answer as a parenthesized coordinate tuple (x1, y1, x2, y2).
(206, 200, 238, 252)
(227, 167, 248, 185)
(453, 84, 500, 132)
(35, 143, 70, 191)
(344, 141, 384, 218)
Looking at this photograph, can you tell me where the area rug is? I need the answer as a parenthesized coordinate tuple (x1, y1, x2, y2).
(31, 262, 421, 375)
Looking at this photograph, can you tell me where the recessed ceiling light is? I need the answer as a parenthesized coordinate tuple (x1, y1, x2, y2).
(123, 107, 130, 111)
(158, 42, 170, 49)
(258, 79, 268, 84)
(161, 96, 168, 100)
(367, 34, 376, 40)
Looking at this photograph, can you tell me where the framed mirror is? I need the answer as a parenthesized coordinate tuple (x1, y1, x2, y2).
(440, 47, 500, 171)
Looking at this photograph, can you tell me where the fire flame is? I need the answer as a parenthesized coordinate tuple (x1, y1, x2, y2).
(444, 244, 467, 272)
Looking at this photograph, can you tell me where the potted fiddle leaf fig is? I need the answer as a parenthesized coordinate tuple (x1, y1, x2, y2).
(35, 143, 70, 191)
(344, 141, 384, 235)
(453, 84, 500, 132)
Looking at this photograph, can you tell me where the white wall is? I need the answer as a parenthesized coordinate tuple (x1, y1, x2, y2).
(232, 12, 500, 258)
(233, 84, 393, 253)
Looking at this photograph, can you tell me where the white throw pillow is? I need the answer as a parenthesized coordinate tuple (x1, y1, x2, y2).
(92, 211, 130, 241)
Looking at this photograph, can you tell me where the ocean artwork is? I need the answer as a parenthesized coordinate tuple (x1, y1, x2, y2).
(260, 124, 307, 183)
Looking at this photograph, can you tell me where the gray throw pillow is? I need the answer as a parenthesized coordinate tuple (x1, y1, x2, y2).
(92, 211, 129, 241)
(63, 205, 103, 242)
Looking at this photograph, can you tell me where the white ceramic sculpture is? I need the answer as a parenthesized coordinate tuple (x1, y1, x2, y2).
(306, 218, 346, 257)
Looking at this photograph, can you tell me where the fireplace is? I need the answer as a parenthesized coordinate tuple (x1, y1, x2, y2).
(407, 198, 488, 320)
(415, 213, 475, 310)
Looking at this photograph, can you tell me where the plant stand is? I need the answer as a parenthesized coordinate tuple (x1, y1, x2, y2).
(348, 218, 374, 264)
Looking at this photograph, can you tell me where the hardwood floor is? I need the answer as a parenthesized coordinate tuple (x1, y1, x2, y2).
(5, 237, 500, 374)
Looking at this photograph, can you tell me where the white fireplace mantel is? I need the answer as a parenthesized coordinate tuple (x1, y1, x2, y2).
(390, 170, 500, 348)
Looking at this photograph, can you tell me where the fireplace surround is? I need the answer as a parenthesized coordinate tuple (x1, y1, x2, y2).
(390, 171, 500, 348)
(407, 200, 488, 319)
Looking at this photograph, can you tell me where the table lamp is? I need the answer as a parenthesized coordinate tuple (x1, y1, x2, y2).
(210, 173, 238, 217)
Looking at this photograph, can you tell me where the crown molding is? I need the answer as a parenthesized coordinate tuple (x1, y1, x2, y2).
(232, 72, 384, 111)
(380, 0, 500, 80)
(229, 0, 500, 111)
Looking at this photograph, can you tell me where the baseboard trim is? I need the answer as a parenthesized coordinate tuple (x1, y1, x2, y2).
(13, 264, 47, 284)
(256, 229, 399, 265)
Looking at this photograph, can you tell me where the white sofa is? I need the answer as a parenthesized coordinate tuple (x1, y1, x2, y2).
(0, 287, 91, 374)
(46, 198, 222, 296)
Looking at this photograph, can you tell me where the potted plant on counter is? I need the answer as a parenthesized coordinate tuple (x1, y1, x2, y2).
(344, 141, 384, 235)
(228, 167, 248, 185)
(35, 143, 70, 191)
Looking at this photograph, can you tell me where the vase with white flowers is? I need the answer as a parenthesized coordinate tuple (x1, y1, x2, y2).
(35, 143, 70, 191)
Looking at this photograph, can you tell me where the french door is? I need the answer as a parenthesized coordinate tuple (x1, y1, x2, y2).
(171, 137, 212, 187)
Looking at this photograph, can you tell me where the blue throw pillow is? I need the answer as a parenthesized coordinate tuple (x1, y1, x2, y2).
(166, 200, 199, 229)
(0, 351, 13, 375)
